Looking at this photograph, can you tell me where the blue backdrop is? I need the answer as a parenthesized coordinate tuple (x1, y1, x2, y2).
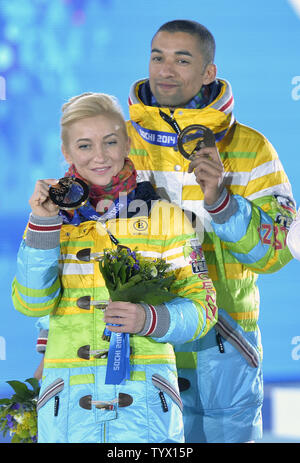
(0, 0, 300, 423)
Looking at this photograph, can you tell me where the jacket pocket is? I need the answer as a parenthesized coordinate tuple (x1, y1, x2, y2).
(215, 313, 259, 368)
(37, 378, 64, 413)
(152, 373, 183, 412)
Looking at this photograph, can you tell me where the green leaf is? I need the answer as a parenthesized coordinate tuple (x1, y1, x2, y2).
(6, 381, 31, 401)
(119, 264, 127, 284)
(25, 378, 40, 396)
(0, 420, 7, 431)
(112, 260, 124, 276)
(0, 398, 12, 406)
(99, 262, 116, 290)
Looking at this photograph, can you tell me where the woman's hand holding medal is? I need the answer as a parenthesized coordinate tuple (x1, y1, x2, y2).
(29, 179, 60, 217)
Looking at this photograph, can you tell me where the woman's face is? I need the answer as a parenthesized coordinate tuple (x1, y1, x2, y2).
(62, 114, 130, 186)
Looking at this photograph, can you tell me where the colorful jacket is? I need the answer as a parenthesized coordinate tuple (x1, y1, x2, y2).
(127, 79, 296, 442)
(12, 182, 217, 443)
(128, 78, 296, 334)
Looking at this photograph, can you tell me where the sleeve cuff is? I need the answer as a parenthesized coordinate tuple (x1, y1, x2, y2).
(36, 329, 48, 353)
(26, 213, 63, 249)
(137, 303, 170, 338)
(204, 189, 238, 224)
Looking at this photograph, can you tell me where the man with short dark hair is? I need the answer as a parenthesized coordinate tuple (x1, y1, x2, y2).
(127, 19, 296, 443)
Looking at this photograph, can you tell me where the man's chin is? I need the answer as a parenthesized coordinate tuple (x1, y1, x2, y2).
(154, 96, 181, 109)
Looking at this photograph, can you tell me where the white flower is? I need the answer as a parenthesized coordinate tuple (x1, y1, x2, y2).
(150, 265, 158, 277)
(14, 413, 24, 424)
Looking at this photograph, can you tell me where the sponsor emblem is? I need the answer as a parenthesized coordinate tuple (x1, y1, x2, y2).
(183, 238, 208, 274)
(275, 213, 293, 229)
(274, 194, 296, 214)
(133, 219, 148, 231)
(128, 218, 149, 235)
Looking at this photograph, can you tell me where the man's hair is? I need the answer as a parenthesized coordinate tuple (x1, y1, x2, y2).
(60, 92, 128, 147)
(153, 20, 215, 67)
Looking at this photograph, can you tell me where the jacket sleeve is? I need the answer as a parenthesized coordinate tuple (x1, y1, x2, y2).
(205, 137, 296, 274)
(35, 316, 50, 353)
(12, 242, 61, 317)
(140, 201, 217, 345)
(12, 215, 62, 317)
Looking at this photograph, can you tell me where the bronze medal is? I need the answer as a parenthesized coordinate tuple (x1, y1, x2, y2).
(177, 124, 216, 160)
(49, 177, 89, 210)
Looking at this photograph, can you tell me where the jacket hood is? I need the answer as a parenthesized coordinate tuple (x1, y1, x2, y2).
(129, 77, 234, 115)
(128, 78, 235, 142)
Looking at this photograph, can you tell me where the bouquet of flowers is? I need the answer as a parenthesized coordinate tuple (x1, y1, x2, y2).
(99, 246, 177, 385)
(99, 246, 176, 304)
(0, 378, 40, 443)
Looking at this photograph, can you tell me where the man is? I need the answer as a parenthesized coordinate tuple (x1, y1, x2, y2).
(127, 19, 296, 443)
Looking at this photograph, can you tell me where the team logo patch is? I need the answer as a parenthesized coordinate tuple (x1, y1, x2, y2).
(128, 218, 149, 235)
(274, 194, 296, 214)
(183, 238, 208, 274)
(133, 219, 148, 231)
(275, 213, 293, 229)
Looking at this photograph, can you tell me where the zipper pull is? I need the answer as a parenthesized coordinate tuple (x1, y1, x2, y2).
(216, 332, 225, 353)
(159, 391, 168, 413)
(159, 109, 181, 134)
(54, 396, 59, 416)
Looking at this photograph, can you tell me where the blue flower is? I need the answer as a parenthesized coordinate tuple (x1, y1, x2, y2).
(11, 403, 20, 410)
(6, 414, 15, 428)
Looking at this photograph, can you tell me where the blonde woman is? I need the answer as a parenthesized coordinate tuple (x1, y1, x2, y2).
(12, 92, 217, 443)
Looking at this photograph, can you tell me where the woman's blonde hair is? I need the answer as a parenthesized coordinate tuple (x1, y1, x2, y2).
(61, 92, 128, 147)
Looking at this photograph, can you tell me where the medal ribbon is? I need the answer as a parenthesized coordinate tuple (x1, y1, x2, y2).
(104, 331, 131, 385)
(60, 189, 135, 226)
(131, 112, 228, 149)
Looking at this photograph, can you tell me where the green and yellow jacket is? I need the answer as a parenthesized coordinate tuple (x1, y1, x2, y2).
(128, 78, 296, 335)
(12, 182, 217, 443)
(127, 78, 296, 443)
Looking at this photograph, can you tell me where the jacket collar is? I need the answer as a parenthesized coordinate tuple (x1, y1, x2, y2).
(128, 78, 235, 142)
(129, 77, 234, 115)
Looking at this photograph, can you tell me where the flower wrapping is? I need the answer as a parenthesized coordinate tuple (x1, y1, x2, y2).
(99, 246, 176, 385)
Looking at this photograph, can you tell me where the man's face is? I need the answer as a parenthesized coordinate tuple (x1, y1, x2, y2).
(149, 31, 215, 109)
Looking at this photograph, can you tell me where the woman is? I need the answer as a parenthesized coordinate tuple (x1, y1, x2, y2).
(12, 92, 217, 443)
